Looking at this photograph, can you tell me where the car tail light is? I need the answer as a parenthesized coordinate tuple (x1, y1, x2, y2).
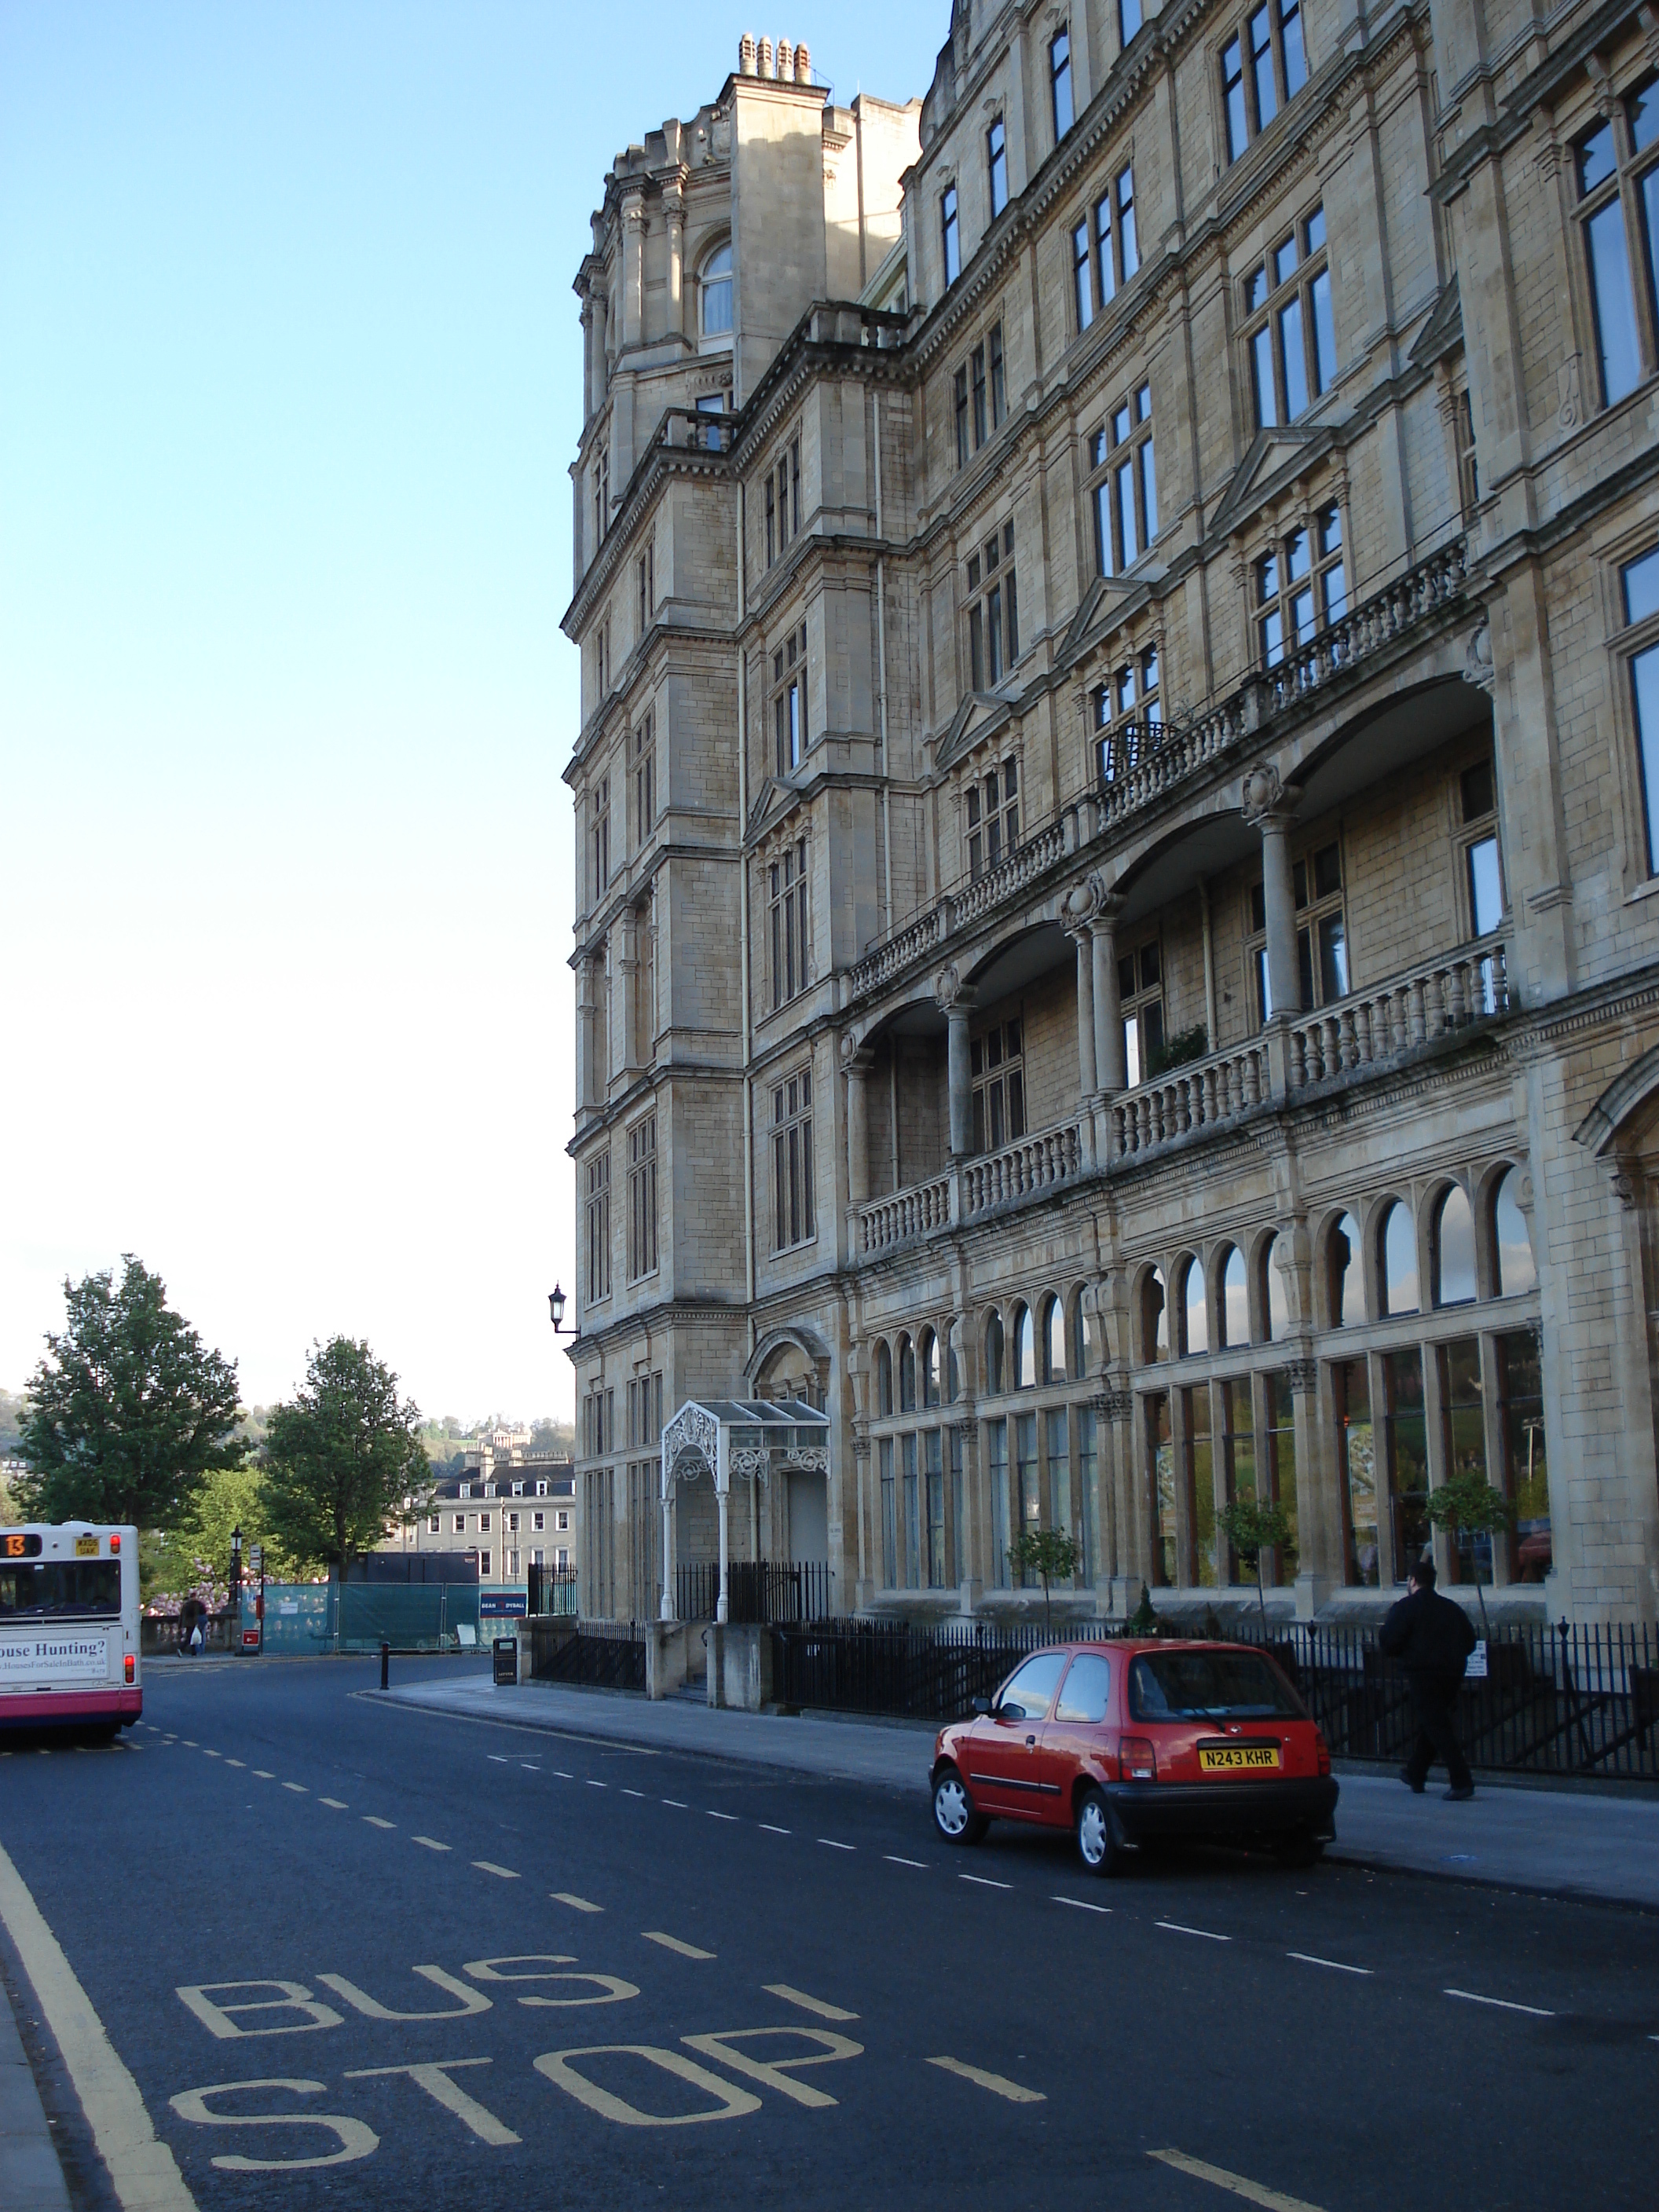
(124, 1655, 135, 1684)
(1315, 1730, 1331, 1778)
(1120, 1735, 1156, 1782)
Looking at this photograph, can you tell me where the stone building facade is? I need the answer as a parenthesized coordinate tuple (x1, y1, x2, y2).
(562, 2, 1659, 1628)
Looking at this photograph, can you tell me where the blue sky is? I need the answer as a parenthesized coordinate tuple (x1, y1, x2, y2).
(0, 3, 943, 1423)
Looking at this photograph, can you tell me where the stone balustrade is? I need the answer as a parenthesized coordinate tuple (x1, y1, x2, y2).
(1288, 938, 1508, 1086)
(960, 1119, 1082, 1218)
(855, 1171, 952, 1256)
(848, 933, 1509, 1260)
(1108, 1040, 1272, 1160)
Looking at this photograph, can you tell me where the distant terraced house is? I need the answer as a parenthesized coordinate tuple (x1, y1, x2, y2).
(559, 2, 1659, 1631)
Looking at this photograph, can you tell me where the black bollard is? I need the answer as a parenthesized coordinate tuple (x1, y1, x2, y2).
(380, 1639, 390, 1691)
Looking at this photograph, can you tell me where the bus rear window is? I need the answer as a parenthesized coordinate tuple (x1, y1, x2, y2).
(0, 1562, 123, 1619)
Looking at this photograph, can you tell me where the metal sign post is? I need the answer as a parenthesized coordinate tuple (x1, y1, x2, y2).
(242, 1544, 265, 1654)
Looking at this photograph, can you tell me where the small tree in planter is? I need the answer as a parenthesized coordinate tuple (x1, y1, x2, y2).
(1216, 1495, 1295, 1634)
(1423, 1471, 1514, 1639)
(1006, 1526, 1082, 1637)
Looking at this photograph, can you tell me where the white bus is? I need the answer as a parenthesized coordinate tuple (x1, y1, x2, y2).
(0, 1523, 141, 1737)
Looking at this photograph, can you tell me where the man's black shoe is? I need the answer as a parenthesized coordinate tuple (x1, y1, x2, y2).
(1399, 1768, 1425, 1793)
(1444, 1784, 1475, 1801)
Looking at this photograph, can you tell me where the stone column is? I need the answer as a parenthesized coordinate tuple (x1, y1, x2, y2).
(936, 966, 976, 1156)
(592, 288, 609, 386)
(576, 957, 595, 1111)
(580, 297, 594, 422)
(1093, 899, 1125, 1093)
(621, 195, 646, 350)
(1244, 764, 1302, 1017)
(618, 909, 639, 1078)
(1070, 927, 1097, 1096)
(663, 181, 686, 338)
(844, 1045, 873, 1207)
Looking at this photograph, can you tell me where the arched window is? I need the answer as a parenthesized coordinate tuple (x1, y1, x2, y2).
(700, 240, 733, 335)
(1379, 1200, 1419, 1317)
(898, 1332, 917, 1411)
(1432, 1185, 1477, 1308)
(946, 1321, 961, 1403)
(983, 1312, 1004, 1397)
(921, 1328, 942, 1407)
(1262, 1234, 1290, 1342)
(1493, 1167, 1536, 1296)
(1042, 1296, 1065, 1383)
(1068, 1293, 1090, 1379)
(1329, 1211, 1363, 1326)
(1142, 1266, 1169, 1363)
(1013, 1303, 1036, 1388)
(1218, 1246, 1249, 1349)
(1180, 1255, 1207, 1356)
(873, 1339, 893, 1418)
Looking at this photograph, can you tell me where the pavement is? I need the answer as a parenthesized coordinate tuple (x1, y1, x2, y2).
(386, 1670, 1659, 1911)
(2, 1654, 1657, 2212)
(0, 1969, 69, 2212)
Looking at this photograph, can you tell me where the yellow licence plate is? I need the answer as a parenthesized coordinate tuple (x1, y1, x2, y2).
(1198, 1743, 1281, 1773)
(75, 1536, 100, 1558)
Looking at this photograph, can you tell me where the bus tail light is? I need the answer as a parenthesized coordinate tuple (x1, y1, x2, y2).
(1119, 1736, 1157, 1782)
(109, 1533, 121, 1553)
(124, 1655, 135, 1684)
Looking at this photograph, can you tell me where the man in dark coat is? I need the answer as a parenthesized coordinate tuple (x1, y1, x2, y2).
(1379, 1555, 1478, 1799)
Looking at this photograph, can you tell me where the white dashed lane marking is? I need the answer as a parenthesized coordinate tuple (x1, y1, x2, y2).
(1148, 2148, 1328, 2211)
(760, 1824, 791, 1836)
(473, 1861, 519, 1881)
(364, 1817, 396, 1830)
(224, 1759, 245, 1769)
(1288, 1951, 1372, 1976)
(641, 1931, 715, 1960)
(622, 1789, 646, 1799)
(708, 1811, 738, 1822)
(766, 1983, 859, 2023)
(282, 1782, 307, 1793)
(661, 1799, 687, 1808)
(1445, 1988, 1554, 2018)
(926, 2055, 1044, 2104)
(320, 1798, 349, 1810)
(885, 1855, 928, 1869)
(818, 1839, 855, 1852)
(552, 1892, 602, 1914)
(1053, 1895, 1111, 1914)
(1157, 1921, 1231, 1943)
(412, 1837, 451, 1852)
(958, 1874, 1010, 1890)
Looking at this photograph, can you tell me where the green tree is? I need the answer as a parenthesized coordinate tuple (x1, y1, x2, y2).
(259, 1339, 433, 1573)
(15, 1258, 244, 1528)
(1007, 1525, 1082, 1635)
(147, 1464, 304, 1608)
(1423, 1471, 1514, 1637)
(1217, 1495, 1295, 1632)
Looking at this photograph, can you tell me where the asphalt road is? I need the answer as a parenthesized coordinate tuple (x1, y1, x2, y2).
(1, 1655, 1655, 2212)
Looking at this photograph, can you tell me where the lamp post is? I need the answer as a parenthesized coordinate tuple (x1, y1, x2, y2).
(548, 1284, 572, 1335)
(230, 1525, 244, 1644)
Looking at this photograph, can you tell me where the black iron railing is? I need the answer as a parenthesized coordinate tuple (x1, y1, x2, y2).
(676, 1561, 834, 1626)
(525, 1617, 646, 1694)
(769, 1614, 1659, 1780)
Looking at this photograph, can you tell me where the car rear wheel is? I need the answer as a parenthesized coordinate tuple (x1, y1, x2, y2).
(933, 1767, 987, 1846)
(1273, 1826, 1328, 1869)
(1075, 1785, 1119, 1877)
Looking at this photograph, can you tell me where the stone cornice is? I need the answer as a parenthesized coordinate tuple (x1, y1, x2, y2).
(1431, 0, 1650, 203)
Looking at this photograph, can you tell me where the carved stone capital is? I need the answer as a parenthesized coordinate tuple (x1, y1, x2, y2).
(1463, 617, 1496, 693)
(934, 963, 974, 1015)
(1285, 1357, 1320, 1396)
(1241, 762, 1299, 826)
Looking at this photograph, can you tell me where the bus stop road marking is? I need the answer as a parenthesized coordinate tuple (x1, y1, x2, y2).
(765, 1984, 859, 2022)
(412, 1837, 451, 1852)
(642, 1932, 715, 1960)
(1148, 2148, 1328, 2210)
(925, 2056, 1044, 2104)
(552, 1893, 602, 1913)
(0, 1838, 196, 2210)
(472, 1862, 519, 1880)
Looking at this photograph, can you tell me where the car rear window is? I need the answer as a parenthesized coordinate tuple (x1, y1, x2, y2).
(1128, 1650, 1303, 1722)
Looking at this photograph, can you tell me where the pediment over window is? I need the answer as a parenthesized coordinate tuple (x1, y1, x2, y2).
(935, 689, 1015, 775)
(1408, 277, 1463, 370)
(1057, 573, 1150, 665)
(1209, 423, 1330, 540)
(744, 773, 804, 844)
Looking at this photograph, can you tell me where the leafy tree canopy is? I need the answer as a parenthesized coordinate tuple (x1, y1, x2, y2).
(145, 1464, 305, 1608)
(15, 1258, 244, 1528)
(259, 1338, 433, 1573)
(1217, 1494, 1295, 1628)
(1008, 1525, 1082, 1632)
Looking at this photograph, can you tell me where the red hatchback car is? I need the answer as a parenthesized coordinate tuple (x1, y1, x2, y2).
(931, 1639, 1338, 1874)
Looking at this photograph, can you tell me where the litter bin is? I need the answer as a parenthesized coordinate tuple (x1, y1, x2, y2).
(493, 1635, 518, 1687)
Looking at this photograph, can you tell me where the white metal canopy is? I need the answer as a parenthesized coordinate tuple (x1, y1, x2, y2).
(657, 1398, 830, 1623)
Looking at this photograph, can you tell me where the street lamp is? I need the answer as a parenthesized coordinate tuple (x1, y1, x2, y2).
(548, 1284, 572, 1334)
